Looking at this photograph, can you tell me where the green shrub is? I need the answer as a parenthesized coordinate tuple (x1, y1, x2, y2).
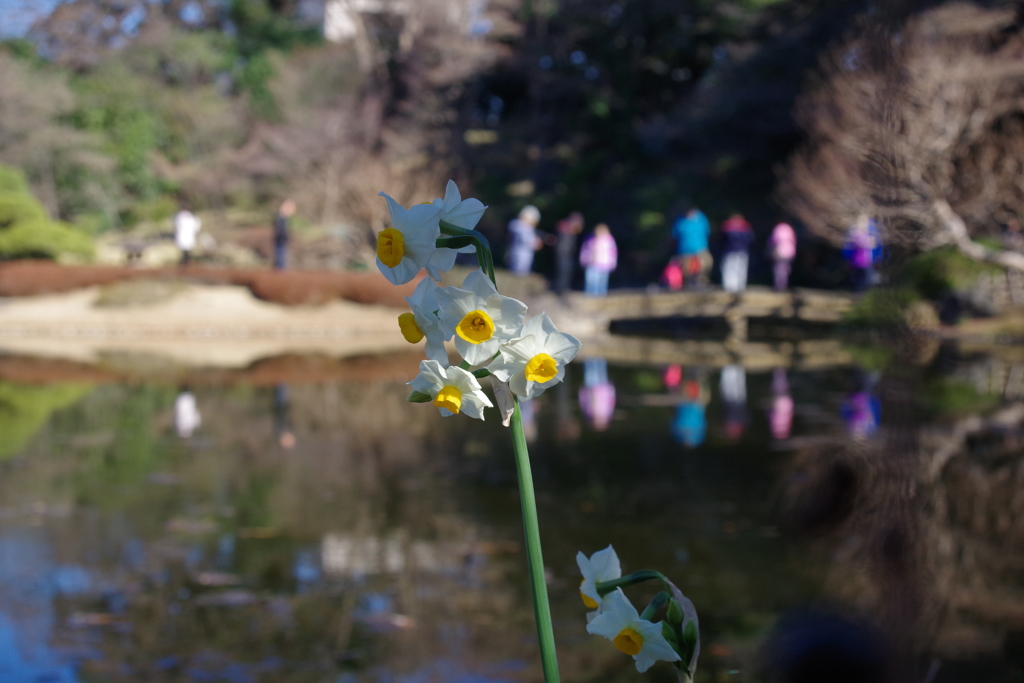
(908, 246, 1000, 299)
(0, 164, 95, 260)
(842, 287, 919, 328)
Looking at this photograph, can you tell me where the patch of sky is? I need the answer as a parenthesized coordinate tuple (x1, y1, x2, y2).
(120, 4, 146, 36)
(179, 0, 204, 25)
(0, 0, 63, 38)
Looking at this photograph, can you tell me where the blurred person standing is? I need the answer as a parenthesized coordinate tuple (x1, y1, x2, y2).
(174, 206, 201, 266)
(273, 199, 296, 270)
(843, 214, 882, 291)
(579, 223, 618, 296)
(768, 220, 797, 291)
(175, 390, 201, 438)
(672, 207, 711, 286)
(506, 205, 542, 275)
(554, 211, 584, 294)
(720, 213, 753, 293)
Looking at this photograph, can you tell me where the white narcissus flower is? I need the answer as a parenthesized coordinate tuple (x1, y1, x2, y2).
(376, 192, 442, 285)
(397, 277, 450, 364)
(426, 180, 487, 280)
(488, 313, 581, 400)
(408, 360, 493, 419)
(434, 269, 527, 366)
(587, 589, 682, 673)
(576, 545, 621, 612)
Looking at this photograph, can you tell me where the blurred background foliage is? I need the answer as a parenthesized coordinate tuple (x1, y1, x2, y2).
(1, 0, 1022, 291)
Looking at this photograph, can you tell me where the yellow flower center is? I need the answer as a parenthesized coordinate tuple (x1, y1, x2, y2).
(397, 312, 424, 343)
(613, 627, 644, 656)
(580, 580, 599, 609)
(433, 385, 462, 414)
(525, 353, 558, 383)
(377, 227, 404, 268)
(456, 309, 495, 344)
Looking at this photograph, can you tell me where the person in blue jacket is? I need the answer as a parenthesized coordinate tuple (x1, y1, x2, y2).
(672, 207, 711, 286)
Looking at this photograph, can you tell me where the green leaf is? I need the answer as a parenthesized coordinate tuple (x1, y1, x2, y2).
(639, 591, 669, 621)
(436, 235, 475, 250)
(472, 369, 491, 379)
(661, 620, 679, 648)
(667, 597, 684, 625)
(683, 620, 698, 648)
(407, 390, 432, 403)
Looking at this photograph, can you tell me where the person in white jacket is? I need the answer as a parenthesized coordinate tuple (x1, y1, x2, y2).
(174, 208, 201, 265)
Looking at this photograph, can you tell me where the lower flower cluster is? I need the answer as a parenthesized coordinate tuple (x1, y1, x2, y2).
(579, 545, 701, 678)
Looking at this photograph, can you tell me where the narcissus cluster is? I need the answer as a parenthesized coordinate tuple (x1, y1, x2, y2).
(377, 180, 581, 420)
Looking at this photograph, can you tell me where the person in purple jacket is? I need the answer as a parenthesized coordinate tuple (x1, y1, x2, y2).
(579, 224, 618, 296)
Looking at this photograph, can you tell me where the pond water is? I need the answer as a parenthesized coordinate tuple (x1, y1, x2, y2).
(0, 342, 1022, 682)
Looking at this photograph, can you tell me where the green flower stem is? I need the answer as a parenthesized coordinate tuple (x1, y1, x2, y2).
(510, 398, 561, 683)
(596, 570, 672, 596)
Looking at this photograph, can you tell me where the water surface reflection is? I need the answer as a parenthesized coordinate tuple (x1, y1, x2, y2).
(0, 347, 1022, 681)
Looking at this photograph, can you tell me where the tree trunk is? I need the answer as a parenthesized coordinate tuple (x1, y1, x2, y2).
(933, 199, 1024, 272)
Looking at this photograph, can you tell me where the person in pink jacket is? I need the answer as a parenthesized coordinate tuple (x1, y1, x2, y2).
(769, 221, 797, 291)
(579, 224, 617, 296)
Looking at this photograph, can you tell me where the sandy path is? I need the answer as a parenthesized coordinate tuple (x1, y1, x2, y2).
(0, 284, 410, 367)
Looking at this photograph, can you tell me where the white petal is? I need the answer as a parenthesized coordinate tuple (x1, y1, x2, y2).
(499, 334, 539, 364)
(425, 247, 459, 281)
(400, 201, 443, 235)
(458, 337, 500, 366)
(576, 551, 594, 581)
(379, 256, 421, 285)
(590, 545, 621, 582)
(435, 289, 477, 335)
(635, 622, 681, 672)
(408, 360, 446, 394)
(486, 359, 518, 383)
(508, 370, 529, 398)
(446, 198, 486, 230)
(462, 268, 499, 299)
(443, 179, 462, 211)
(423, 336, 449, 365)
(586, 609, 626, 640)
(493, 296, 528, 337)
(407, 276, 438, 310)
(547, 332, 582, 364)
(603, 589, 640, 623)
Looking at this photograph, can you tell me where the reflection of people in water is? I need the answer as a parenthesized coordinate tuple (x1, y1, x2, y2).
(273, 384, 296, 450)
(175, 390, 201, 438)
(841, 373, 881, 440)
(663, 364, 683, 392)
(579, 358, 616, 431)
(720, 364, 748, 441)
(769, 367, 794, 440)
(672, 375, 708, 447)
